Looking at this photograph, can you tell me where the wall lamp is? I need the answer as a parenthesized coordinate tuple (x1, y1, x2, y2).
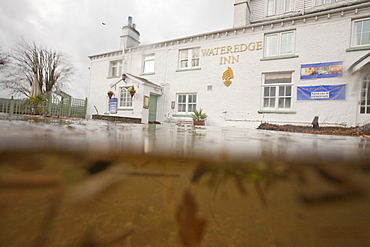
(122, 73, 127, 82)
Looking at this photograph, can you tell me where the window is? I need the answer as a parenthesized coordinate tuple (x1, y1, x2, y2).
(315, 0, 337, 6)
(143, 54, 155, 74)
(119, 87, 132, 108)
(267, 0, 293, 16)
(110, 60, 122, 77)
(360, 75, 370, 114)
(262, 72, 292, 110)
(264, 31, 295, 57)
(352, 19, 370, 47)
(177, 94, 197, 113)
(179, 48, 200, 69)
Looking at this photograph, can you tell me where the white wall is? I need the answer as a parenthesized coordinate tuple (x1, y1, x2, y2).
(87, 0, 370, 127)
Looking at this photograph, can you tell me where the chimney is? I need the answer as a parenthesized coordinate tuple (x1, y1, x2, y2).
(120, 16, 140, 50)
(233, 0, 251, 27)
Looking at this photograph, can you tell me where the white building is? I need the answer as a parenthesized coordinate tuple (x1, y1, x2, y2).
(87, 0, 370, 128)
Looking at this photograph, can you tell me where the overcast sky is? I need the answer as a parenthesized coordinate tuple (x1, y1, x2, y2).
(0, 0, 234, 98)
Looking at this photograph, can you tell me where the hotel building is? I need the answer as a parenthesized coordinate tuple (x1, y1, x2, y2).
(87, 0, 370, 128)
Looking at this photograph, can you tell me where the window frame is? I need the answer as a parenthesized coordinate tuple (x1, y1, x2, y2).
(119, 87, 133, 108)
(142, 54, 155, 74)
(176, 93, 197, 114)
(360, 74, 370, 114)
(267, 0, 293, 16)
(178, 47, 200, 70)
(264, 30, 295, 58)
(351, 18, 370, 48)
(314, 0, 337, 6)
(109, 60, 122, 78)
(261, 72, 293, 111)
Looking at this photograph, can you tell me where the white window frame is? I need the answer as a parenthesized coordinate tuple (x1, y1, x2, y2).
(351, 18, 370, 48)
(178, 47, 200, 70)
(177, 94, 197, 114)
(360, 74, 370, 114)
(119, 87, 133, 108)
(264, 30, 295, 57)
(262, 72, 293, 111)
(267, 0, 293, 16)
(314, 0, 337, 6)
(142, 54, 155, 74)
(109, 60, 122, 77)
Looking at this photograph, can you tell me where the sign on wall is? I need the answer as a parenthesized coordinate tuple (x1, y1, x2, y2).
(109, 98, 118, 113)
(300, 61, 343, 79)
(222, 67, 234, 87)
(297, 84, 346, 100)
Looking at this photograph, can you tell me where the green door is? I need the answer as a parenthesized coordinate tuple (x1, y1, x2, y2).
(148, 95, 158, 122)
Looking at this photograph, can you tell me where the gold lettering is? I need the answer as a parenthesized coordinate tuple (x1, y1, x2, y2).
(240, 44, 248, 52)
(202, 41, 263, 57)
(201, 49, 210, 56)
(231, 55, 239, 63)
(215, 47, 221, 55)
(248, 42, 256, 51)
(227, 46, 233, 54)
(220, 55, 240, 64)
(221, 46, 227, 54)
(256, 41, 263, 50)
(234, 44, 240, 53)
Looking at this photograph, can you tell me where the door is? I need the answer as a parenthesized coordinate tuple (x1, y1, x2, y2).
(358, 74, 370, 125)
(148, 94, 158, 122)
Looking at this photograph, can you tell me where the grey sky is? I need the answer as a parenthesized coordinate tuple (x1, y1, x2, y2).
(0, 0, 234, 98)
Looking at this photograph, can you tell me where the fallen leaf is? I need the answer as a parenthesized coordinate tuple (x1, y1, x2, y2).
(176, 190, 207, 247)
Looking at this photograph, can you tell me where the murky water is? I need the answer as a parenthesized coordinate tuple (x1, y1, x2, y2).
(0, 116, 369, 246)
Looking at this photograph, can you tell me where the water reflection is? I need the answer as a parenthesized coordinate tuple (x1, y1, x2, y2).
(0, 119, 369, 162)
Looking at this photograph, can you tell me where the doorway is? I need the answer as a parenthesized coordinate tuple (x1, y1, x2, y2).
(148, 94, 158, 122)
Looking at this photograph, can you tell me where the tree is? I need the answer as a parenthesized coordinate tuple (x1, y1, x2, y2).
(0, 47, 8, 69)
(0, 40, 74, 97)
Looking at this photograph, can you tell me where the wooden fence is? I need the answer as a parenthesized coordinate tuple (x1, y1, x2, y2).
(0, 92, 87, 118)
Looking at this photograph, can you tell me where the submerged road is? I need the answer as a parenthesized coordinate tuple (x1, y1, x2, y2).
(0, 115, 369, 162)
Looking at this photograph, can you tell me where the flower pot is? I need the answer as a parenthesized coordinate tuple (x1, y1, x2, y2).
(130, 90, 136, 97)
(193, 120, 205, 126)
(108, 93, 113, 99)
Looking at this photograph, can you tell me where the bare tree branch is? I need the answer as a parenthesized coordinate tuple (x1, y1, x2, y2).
(0, 39, 75, 97)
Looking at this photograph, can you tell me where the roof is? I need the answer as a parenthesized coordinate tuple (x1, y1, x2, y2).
(126, 73, 162, 88)
(348, 52, 370, 73)
(109, 73, 162, 89)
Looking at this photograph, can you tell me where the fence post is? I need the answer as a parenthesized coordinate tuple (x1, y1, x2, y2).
(47, 92, 52, 115)
(83, 97, 88, 119)
(67, 97, 72, 117)
(9, 96, 14, 117)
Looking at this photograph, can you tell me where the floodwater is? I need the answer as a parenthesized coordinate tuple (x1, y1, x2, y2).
(0, 115, 370, 247)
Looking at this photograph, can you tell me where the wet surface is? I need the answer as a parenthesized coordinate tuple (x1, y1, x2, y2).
(0, 115, 370, 246)
(1, 114, 369, 161)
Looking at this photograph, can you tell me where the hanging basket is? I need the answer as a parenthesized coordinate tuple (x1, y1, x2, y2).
(107, 91, 114, 99)
(130, 90, 136, 97)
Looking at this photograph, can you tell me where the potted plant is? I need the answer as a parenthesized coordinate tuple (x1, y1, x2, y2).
(191, 109, 207, 126)
(107, 91, 114, 99)
(129, 86, 136, 97)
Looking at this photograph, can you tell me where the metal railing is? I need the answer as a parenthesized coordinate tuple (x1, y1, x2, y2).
(0, 93, 87, 118)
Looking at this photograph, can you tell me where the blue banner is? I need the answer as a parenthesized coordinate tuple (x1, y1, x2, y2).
(301, 61, 343, 79)
(109, 98, 118, 113)
(297, 84, 346, 100)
